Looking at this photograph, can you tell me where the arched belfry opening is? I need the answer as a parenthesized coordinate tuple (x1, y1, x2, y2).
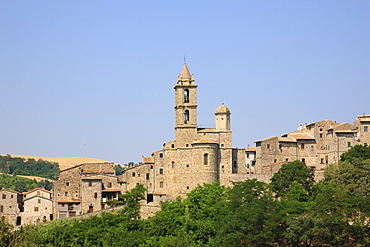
(184, 89, 189, 103)
(184, 110, 189, 124)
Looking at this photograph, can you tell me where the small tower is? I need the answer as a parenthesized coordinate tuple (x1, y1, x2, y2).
(215, 102, 231, 131)
(174, 63, 198, 146)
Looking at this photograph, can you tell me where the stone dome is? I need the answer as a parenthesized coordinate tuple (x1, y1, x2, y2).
(215, 102, 230, 113)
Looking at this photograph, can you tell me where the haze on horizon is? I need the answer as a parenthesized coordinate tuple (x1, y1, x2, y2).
(1, 1, 369, 165)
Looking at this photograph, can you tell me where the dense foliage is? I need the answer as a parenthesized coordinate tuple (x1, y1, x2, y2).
(3, 146, 370, 246)
(0, 173, 52, 192)
(0, 155, 60, 180)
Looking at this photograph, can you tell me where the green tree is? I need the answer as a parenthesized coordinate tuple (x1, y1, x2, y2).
(340, 144, 370, 162)
(271, 160, 314, 197)
(212, 179, 282, 246)
(116, 183, 147, 221)
(113, 164, 125, 175)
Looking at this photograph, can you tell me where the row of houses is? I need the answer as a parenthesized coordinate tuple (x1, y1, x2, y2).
(0, 187, 52, 226)
(254, 114, 370, 174)
(1, 63, 369, 225)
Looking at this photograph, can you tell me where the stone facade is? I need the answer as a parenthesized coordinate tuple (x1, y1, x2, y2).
(255, 115, 370, 174)
(0, 188, 22, 226)
(53, 162, 123, 219)
(119, 63, 252, 204)
(21, 188, 52, 225)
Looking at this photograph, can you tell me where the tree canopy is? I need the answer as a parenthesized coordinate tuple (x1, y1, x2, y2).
(0, 155, 60, 180)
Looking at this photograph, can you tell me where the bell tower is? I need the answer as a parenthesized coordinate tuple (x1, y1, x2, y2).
(174, 63, 198, 146)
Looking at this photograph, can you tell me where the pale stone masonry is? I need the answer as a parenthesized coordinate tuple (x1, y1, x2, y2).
(254, 115, 370, 174)
(0, 188, 22, 226)
(53, 162, 123, 219)
(120, 63, 253, 205)
(22, 188, 52, 224)
(4, 64, 368, 223)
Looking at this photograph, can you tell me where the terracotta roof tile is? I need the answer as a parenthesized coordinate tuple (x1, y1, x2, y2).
(288, 133, 315, 140)
(143, 157, 154, 164)
(57, 199, 81, 203)
(192, 139, 218, 144)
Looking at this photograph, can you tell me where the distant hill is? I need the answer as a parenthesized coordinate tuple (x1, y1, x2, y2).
(1, 155, 111, 171)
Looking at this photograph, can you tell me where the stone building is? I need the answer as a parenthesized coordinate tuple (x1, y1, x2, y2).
(53, 162, 123, 219)
(354, 114, 370, 145)
(120, 63, 251, 204)
(21, 188, 52, 225)
(254, 115, 370, 174)
(245, 145, 256, 174)
(0, 188, 22, 226)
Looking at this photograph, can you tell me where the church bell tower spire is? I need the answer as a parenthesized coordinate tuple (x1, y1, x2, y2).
(174, 63, 198, 146)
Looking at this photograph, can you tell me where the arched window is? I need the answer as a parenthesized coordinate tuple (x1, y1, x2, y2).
(184, 110, 189, 124)
(184, 89, 189, 103)
(171, 161, 175, 168)
(204, 153, 209, 165)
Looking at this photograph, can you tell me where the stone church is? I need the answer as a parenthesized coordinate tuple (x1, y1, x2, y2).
(119, 63, 251, 204)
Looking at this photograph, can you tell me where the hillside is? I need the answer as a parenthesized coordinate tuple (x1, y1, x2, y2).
(1, 155, 111, 171)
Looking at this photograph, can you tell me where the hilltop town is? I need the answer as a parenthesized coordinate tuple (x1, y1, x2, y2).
(1, 63, 369, 226)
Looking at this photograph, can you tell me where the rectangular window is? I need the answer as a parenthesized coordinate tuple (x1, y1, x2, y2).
(267, 144, 270, 149)
(108, 182, 112, 188)
(2, 194, 6, 199)
(10, 195, 13, 199)
(146, 173, 149, 180)
(159, 168, 164, 174)
(0, 205, 3, 213)
(88, 181, 92, 186)
(301, 143, 305, 149)
(34, 207, 39, 212)
(94, 193, 97, 198)
(347, 142, 351, 147)
(364, 126, 368, 131)
(38, 199, 41, 203)
(159, 182, 164, 188)
(159, 153, 163, 158)
(132, 172, 136, 177)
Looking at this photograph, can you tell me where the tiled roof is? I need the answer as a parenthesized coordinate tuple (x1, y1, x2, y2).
(143, 157, 154, 164)
(278, 137, 297, 143)
(0, 188, 19, 194)
(192, 139, 218, 144)
(255, 136, 279, 142)
(23, 187, 51, 195)
(246, 147, 256, 152)
(57, 199, 81, 203)
(288, 133, 315, 140)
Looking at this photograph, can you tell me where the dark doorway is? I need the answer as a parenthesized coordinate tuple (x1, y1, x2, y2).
(147, 194, 154, 203)
(16, 216, 21, 226)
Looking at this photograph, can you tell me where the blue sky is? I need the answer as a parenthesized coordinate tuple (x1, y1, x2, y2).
(1, 1, 369, 165)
